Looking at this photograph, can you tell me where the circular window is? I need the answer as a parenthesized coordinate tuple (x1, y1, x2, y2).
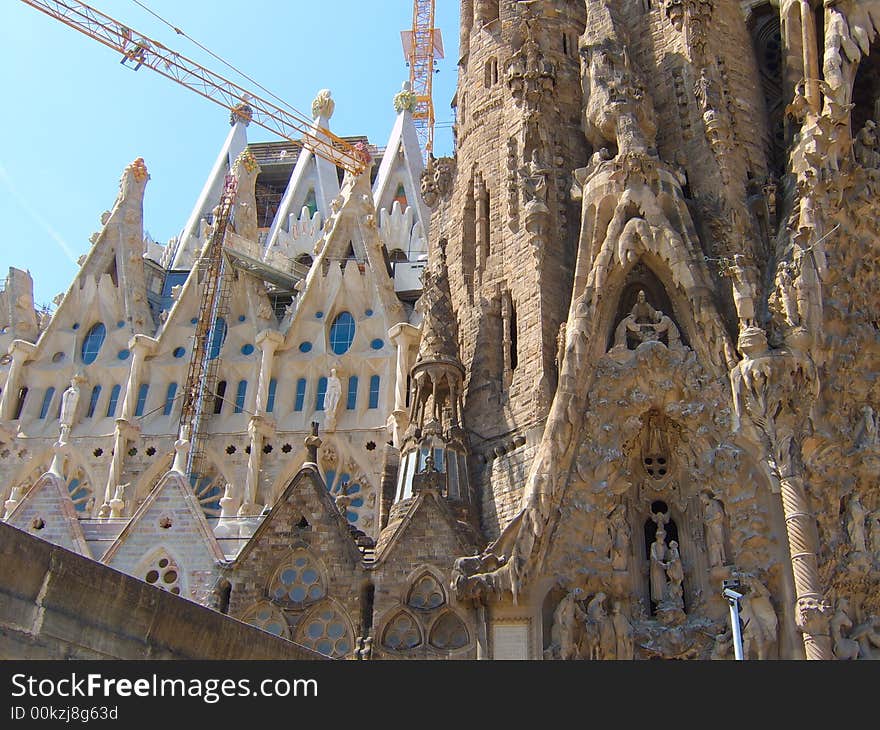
(81, 323, 106, 364)
(365, 309, 374, 317)
(117, 349, 130, 361)
(72, 323, 80, 330)
(241, 344, 255, 355)
(238, 315, 246, 322)
(190, 317, 198, 325)
(315, 311, 324, 319)
(117, 320, 125, 328)
(173, 347, 186, 358)
(370, 338, 384, 350)
(329, 312, 356, 355)
(299, 341, 312, 353)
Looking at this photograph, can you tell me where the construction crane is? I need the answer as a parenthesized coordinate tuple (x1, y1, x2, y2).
(19, 0, 373, 499)
(401, 0, 443, 160)
(19, 0, 369, 176)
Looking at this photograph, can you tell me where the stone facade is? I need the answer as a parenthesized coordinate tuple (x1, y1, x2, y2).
(3, 1, 880, 660)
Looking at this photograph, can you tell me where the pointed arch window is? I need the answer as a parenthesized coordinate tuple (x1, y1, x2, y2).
(381, 610, 423, 651)
(163, 382, 177, 416)
(329, 312, 356, 355)
(207, 317, 227, 361)
(81, 323, 106, 364)
(294, 378, 307, 412)
(234, 380, 248, 413)
(393, 183, 408, 209)
(407, 573, 446, 610)
(143, 550, 181, 596)
(296, 603, 353, 658)
(213, 380, 226, 415)
(304, 188, 318, 217)
(266, 377, 277, 413)
(106, 384, 121, 417)
(369, 375, 380, 409)
(39, 387, 56, 420)
(346, 376, 358, 410)
(269, 550, 327, 607)
(134, 383, 149, 417)
(87, 385, 102, 418)
(429, 611, 469, 650)
(13, 387, 28, 420)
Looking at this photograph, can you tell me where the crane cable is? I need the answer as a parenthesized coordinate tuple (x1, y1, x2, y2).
(130, 0, 298, 116)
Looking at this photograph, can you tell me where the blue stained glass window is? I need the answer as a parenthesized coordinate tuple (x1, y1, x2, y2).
(305, 188, 318, 216)
(87, 385, 101, 418)
(316, 377, 327, 411)
(106, 384, 121, 417)
(81, 323, 106, 364)
(173, 346, 186, 358)
(370, 338, 384, 350)
(346, 376, 358, 410)
(241, 344, 255, 355)
(207, 317, 227, 360)
(134, 383, 149, 417)
(294, 378, 307, 412)
(369, 375, 380, 409)
(299, 341, 312, 353)
(329, 312, 355, 355)
(234, 380, 247, 413)
(266, 378, 277, 413)
(163, 382, 177, 416)
(39, 387, 55, 419)
(117, 349, 130, 360)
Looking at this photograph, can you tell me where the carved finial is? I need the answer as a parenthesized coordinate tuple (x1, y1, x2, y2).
(129, 157, 149, 183)
(171, 428, 191, 475)
(235, 148, 260, 175)
(305, 421, 322, 464)
(230, 101, 253, 126)
(393, 81, 417, 114)
(312, 89, 335, 119)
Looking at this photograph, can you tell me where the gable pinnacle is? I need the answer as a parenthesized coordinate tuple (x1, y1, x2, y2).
(415, 244, 462, 369)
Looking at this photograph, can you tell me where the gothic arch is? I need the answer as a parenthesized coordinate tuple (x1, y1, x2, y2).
(404, 566, 448, 610)
(266, 546, 328, 609)
(427, 609, 470, 651)
(378, 606, 424, 652)
(133, 545, 186, 597)
(240, 600, 290, 640)
(294, 598, 356, 659)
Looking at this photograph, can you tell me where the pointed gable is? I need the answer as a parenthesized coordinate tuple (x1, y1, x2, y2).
(101, 469, 224, 603)
(5, 472, 90, 557)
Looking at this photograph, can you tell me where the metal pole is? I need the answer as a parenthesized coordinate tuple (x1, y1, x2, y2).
(728, 597, 745, 661)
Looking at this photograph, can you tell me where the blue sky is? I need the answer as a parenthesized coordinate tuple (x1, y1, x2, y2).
(0, 1, 459, 310)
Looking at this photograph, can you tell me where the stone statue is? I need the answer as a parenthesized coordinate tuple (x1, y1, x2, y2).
(613, 291, 681, 350)
(857, 405, 879, 449)
(831, 598, 860, 660)
(59, 376, 81, 443)
(649, 521, 669, 606)
(324, 368, 342, 431)
(700, 489, 727, 568)
(550, 587, 587, 660)
(581, 591, 615, 660)
(609, 504, 630, 571)
(664, 540, 684, 610)
(723, 254, 760, 328)
(740, 577, 778, 660)
(610, 600, 635, 660)
(847, 493, 868, 553)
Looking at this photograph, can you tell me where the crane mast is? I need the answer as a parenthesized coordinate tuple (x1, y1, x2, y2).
(403, 0, 443, 160)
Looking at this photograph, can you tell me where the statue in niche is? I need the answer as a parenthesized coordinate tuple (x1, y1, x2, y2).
(611, 600, 635, 660)
(609, 504, 630, 571)
(847, 494, 869, 553)
(649, 515, 670, 607)
(612, 290, 682, 351)
(740, 577, 778, 660)
(581, 592, 615, 660)
(700, 489, 727, 568)
(663, 540, 684, 610)
(855, 405, 879, 450)
(324, 368, 342, 432)
(59, 376, 82, 443)
(519, 147, 550, 206)
(722, 254, 760, 328)
(550, 587, 587, 660)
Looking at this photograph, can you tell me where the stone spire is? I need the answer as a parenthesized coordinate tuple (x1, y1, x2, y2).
(414, 246, 462, 370)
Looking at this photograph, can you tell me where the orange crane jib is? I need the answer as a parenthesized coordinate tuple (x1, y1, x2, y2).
(20, 0, 369, 176)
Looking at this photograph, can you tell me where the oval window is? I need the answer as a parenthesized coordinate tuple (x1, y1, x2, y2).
(329, 312, 356, 355)
(81, 323, 106, 364)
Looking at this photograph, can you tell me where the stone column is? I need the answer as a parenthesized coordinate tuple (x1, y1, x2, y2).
(240, 416, 272, 516)
(0, 340, 36, 420)
(800, 0, 820, 114)
(119, 335, 157, 421)
(388, 322, 420, 447)
(254, 329, 283, 415)
(476, 175, 489, 286)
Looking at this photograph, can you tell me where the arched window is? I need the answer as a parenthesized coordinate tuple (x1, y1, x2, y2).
(329, 312, 356, 355)
(429, 611, 469, 650)
(346, 376, 358, 410)
(407, 573, 446, 610)
(269, 550, 327, 607)
(13, 387, 27, 420)
(81, 323, 106, 364)
(304, 188, 318, 217)
(68, 476, 92, 513)
(294, 378, 307, 412)
(106, 384, 121, 417)
(213, 380, 226, 415)
(241, 602, 289, 639)
(296, 603, 354, 659)
(86, 385, 102, 418)
(39, 387, 56, 420)
(393, 183, 408, 209)
(316, 377, 328, 410)
(134, 383, 149, 417)
(234, 380, 247, 413)
(266, 378, 277, 413)
(207, 317, 227, 361)
(369, 375, 380, 409)
(381, 610, 423, 651)
(143, 550, 182, 596)
(163, 382, 177, 416)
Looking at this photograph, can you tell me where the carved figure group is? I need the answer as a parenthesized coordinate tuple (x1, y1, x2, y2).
(612, 291, 681, 351)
